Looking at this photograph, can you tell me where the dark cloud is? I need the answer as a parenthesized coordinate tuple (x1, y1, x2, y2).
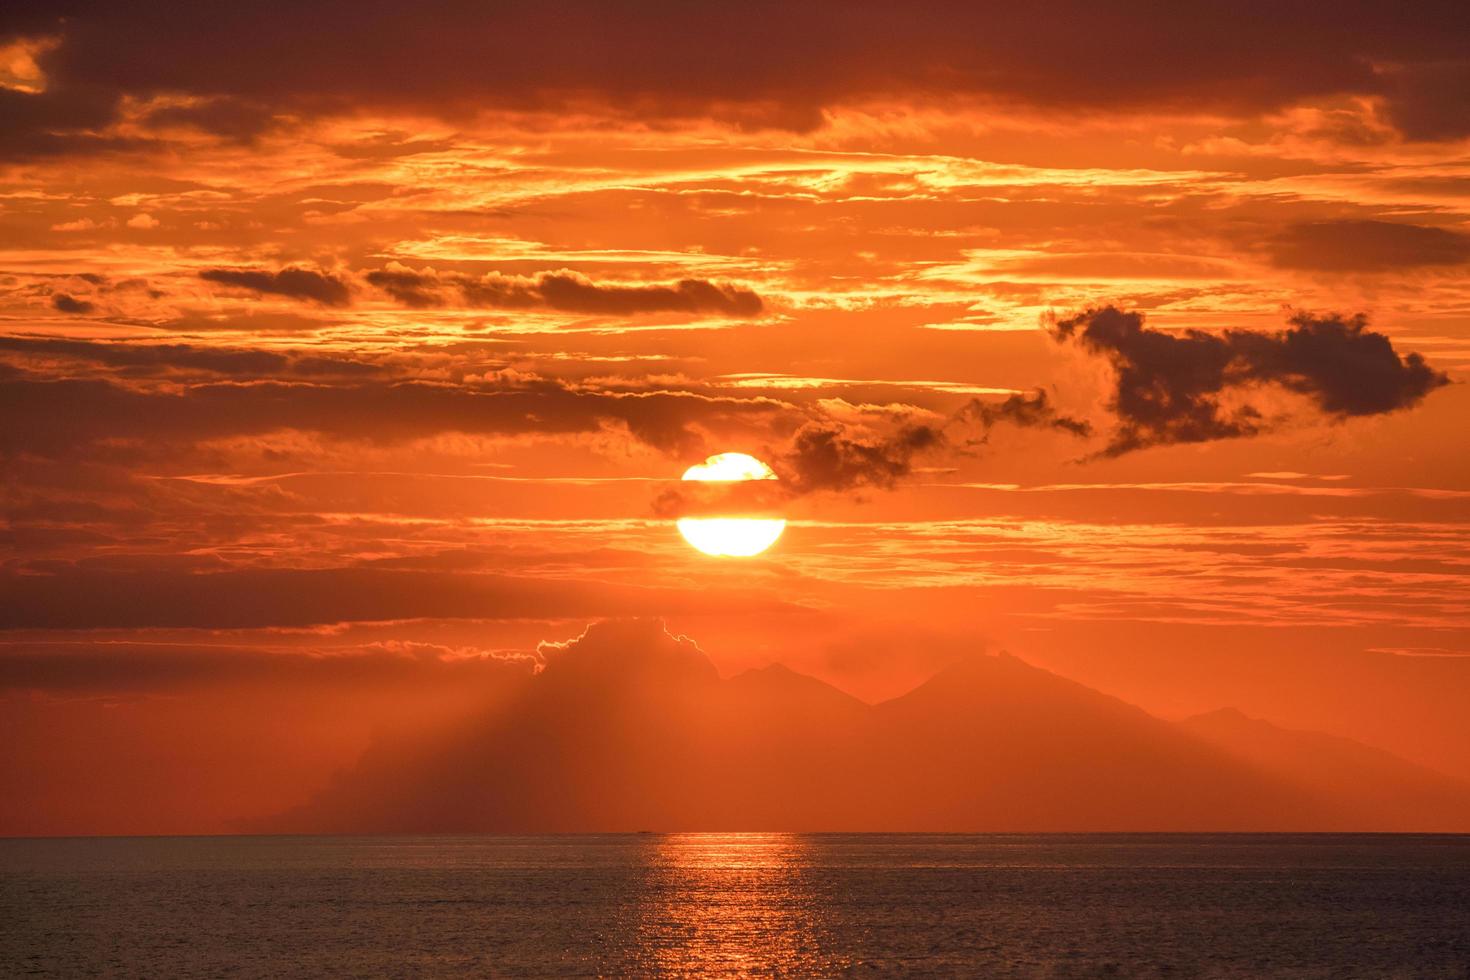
(0, 83, 143, 159)
(49, 293, 95, 314)
(1379, 60, 1470, 141)
(956, 389, 1092, 439)
(0, 566, 795, 630)
(0, 374, 787, 458)
(1052, 306, 1450, 456)
(199, 267, 352, 306)
(647, 420, 945, 516)
(141, 97, 278, 141)
(367, 266, 763, 317)
(4, 2, 1469, 144)
(0, 336, 380, 377)
(650, 390, 1089, 514)
(776, 421, 944, 494)
(772, 391, 1090, 495)
(1268, 220, 1470, 271)
(363, 266, 443, 308)
(0, 641, 536, 694)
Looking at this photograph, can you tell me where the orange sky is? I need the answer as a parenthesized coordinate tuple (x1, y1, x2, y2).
(2, 2, 1468, 834)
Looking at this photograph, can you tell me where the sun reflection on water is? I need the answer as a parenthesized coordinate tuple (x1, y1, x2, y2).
(628, 833, 848, 976)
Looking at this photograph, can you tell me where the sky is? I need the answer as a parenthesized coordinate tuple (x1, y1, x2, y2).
(2, 2, 1468, 834)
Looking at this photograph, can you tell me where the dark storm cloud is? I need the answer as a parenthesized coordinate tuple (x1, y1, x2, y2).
(49, 293, 95, 314)
(367, 267, 763, 317)
(1268, 220, 1470, 271)
(4, 1, 1469, 144)
(1051, 306, 1450, 457)
(199, 267, 352, 307)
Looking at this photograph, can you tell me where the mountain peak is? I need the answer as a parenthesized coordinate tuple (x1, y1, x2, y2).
(536, 617, 718, 686)
(725, 661, 868, 712)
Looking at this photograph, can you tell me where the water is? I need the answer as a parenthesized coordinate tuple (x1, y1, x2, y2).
(2, 834, 1468, 978)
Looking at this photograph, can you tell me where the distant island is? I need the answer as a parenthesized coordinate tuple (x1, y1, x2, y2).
(261, 619, 1470, 834)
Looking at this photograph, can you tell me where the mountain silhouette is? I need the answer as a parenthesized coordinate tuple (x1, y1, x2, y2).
(1181, 707, 1470, 831)
(265, 619, 1470, 832)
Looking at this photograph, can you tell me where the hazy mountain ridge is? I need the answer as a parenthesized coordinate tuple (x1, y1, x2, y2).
(265, 620, 1470, 833)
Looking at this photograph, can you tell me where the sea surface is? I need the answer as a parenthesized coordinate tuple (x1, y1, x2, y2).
(2, 833, 1468, 978)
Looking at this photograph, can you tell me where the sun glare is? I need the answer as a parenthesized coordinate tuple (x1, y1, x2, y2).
(677, 452, 786, 557)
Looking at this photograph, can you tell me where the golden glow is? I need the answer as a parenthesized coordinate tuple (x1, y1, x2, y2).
(677, 452, 786, 557)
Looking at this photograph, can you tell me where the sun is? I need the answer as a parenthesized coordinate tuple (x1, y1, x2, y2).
(676, 452, 787, 557)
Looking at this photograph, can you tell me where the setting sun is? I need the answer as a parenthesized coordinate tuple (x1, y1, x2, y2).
(676, 453, 787, 557)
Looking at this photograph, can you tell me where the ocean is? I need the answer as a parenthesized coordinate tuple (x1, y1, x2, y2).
(2, 834, 1468, 977)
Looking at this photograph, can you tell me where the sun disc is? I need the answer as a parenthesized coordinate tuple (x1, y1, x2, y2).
(681, 451, 777, 483)
(677, 517, 786, 557)
(675, 452, 785, 557)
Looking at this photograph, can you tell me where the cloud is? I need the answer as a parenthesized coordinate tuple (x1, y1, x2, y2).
(1379, 60, 1470, 141)
(0, 567, 795, 630)
(367, 265, 763, 317)
(1051, 306, 1450, 456)
(6, 3, 1470, 144)
(0, 373, 788, 459)
(49, 293, 94, 314)
(141, 97, 277, 140)
(776, 420, 945, 494)
(955, 389, 1092, 439)
(535, 618, 718, 686)
(0, 82, 141, 159)
(0, 640, 537, 694)
(1268, 220, 1470, 272)
(643, 418, 948, 516)
(0, 336, 380, 377)
(774, 389, 1091, 496)
(200, 266, 352, 306)
(650, 389, 1088, 514)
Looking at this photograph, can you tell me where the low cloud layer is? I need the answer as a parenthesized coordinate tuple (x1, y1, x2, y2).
(367, 266, 763, 317)
(1052, 307, 1450, 456)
